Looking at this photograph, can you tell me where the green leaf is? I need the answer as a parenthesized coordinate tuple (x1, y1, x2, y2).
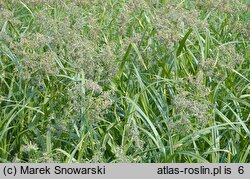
(176, 28, 193, 57)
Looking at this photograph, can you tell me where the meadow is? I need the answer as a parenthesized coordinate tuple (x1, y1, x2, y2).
(0, 0, 249, 163)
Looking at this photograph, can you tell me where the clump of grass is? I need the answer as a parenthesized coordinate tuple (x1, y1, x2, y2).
(0, 0, 249, 163)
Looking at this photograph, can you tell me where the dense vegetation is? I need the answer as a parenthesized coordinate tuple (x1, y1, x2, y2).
(0, 0, 249, 163)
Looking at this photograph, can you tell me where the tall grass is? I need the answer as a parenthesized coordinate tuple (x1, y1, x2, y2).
(0, 0, 249, 163)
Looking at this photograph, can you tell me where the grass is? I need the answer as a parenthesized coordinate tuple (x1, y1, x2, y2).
(0, 0, 249, 163)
